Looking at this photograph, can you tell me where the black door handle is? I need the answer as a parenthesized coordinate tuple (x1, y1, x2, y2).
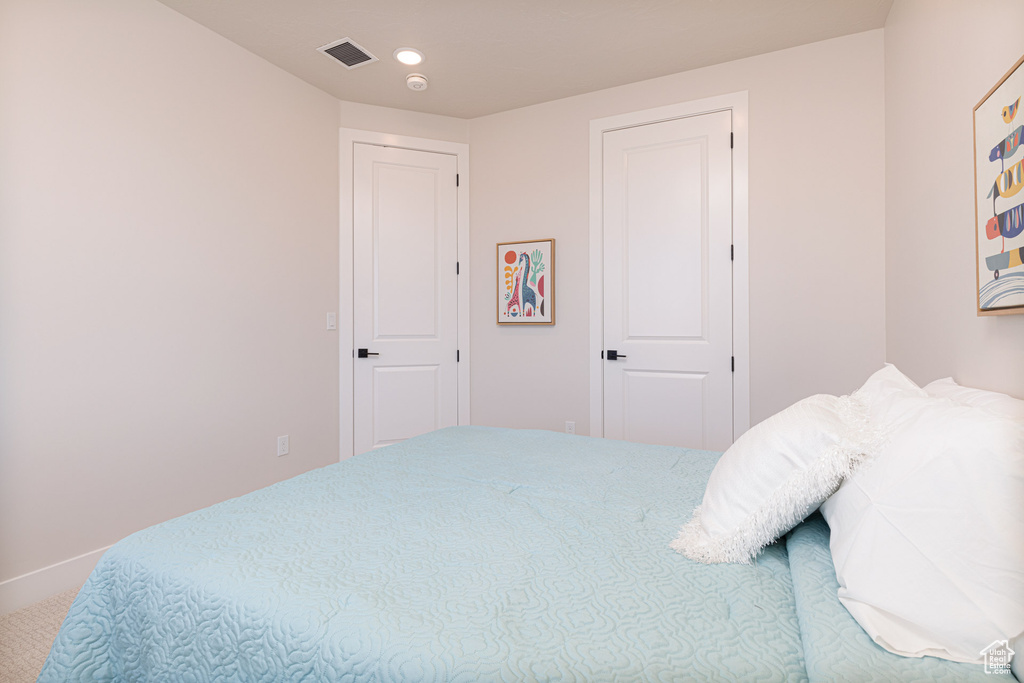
(606, 350, 626, 360)
(357, 348, 379, 358)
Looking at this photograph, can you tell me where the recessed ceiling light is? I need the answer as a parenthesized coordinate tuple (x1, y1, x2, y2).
(394, 48, 424, 66)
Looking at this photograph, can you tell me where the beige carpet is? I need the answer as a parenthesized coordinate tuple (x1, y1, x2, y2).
(0, 588, 78, 683)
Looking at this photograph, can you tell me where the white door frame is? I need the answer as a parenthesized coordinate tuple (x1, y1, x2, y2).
(588, 92, 749, 443)
(339, 129, 470, 460)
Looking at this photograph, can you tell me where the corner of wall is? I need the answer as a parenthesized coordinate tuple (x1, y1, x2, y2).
(337, 99, 470, 143)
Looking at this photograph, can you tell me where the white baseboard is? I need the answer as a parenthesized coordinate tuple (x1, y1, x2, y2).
(0, 545, 110, 615)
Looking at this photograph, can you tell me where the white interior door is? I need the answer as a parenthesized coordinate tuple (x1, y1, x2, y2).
(353, 143, 459, 454)
(602, 111, 733, 451)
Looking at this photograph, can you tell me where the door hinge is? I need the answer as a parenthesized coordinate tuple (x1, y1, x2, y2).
(731, 356, 735, 372)
(730, 244, 734, 261)
(730, 132, 734, 149)
(456, 261, 460, 275)
(456, 174, 459, 187)
(457, 349, 460, 362)
(600, 350, 604, 359)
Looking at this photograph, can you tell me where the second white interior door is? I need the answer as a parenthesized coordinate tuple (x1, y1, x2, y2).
(602, 111, 734, 451)
(353, 143, 459, 454)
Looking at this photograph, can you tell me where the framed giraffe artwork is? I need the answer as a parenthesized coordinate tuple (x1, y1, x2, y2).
(497, 238, 555, 325)
(974, 51, 1024, 315)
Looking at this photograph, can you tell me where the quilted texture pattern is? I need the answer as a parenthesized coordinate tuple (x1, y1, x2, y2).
(787, 514, 1012, 682)
(40, 427, 807, 682)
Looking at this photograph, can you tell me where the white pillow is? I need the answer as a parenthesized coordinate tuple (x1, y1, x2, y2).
(851, 363, 928, 422)
(821, 390, 1024, 663)
(671, 393, 877, 564)
(924, 377, 1024, 420)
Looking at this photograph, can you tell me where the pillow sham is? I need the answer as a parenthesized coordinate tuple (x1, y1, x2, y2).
(923, 377, 1024, 420)
(820, 390, 1024, 664)
(851, 363, 928, 422)
(671, 393, 877, 564)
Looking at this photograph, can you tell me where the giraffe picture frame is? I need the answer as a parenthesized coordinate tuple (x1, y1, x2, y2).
(497, 238, 555, 325)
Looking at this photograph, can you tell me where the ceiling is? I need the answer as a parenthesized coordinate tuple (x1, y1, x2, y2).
(156, 0, 893, 119)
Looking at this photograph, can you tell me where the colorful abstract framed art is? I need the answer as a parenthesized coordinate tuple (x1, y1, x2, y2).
(497, 239, 554, 325)
(974, 51, 1024, 315)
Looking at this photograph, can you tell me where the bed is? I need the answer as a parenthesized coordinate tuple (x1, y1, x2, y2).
(40, 426, 1009, 681)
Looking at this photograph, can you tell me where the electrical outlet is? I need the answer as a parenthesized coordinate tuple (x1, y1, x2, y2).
(277, 435, 289, 457)
(565, 421, 575, 435)
(326, 313, 337, 330)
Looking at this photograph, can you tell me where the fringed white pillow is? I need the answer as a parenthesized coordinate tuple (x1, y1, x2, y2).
(671, 393, 877, 564)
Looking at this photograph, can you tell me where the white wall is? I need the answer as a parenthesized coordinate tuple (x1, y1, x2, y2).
(468, 30, 887, 434)
(884, 0, 1024, 396)
(0, 0, 479, 610)
(0, 0, 343, 607)
(14, 0, 986, 611)
(339, 100, 469, 143)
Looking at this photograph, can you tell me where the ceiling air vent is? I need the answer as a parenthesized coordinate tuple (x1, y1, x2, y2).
(317, 38, 378, 70)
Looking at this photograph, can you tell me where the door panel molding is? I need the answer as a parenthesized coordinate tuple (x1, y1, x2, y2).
(371, 364, 442, 448)
(340, 129, 470, 460)
(588, 93, 749, 444)
(622, 369, 708, 447)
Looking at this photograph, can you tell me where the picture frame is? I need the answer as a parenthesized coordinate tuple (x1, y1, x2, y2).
(497, 239, 555, 325)
(973, 51, 1024, 315)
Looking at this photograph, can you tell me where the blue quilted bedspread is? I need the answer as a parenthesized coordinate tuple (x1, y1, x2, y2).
(41, 427, 804, 681)
(39, 427, 1005, 681)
